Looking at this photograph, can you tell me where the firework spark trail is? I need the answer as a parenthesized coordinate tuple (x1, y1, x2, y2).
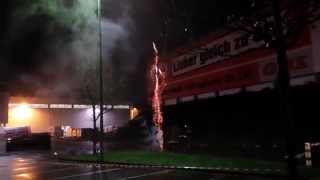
(152, 42, 165, 151)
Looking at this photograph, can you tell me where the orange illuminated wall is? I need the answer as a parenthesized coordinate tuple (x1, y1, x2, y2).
(7, 97, 131, 133)
(8, 104, 51, 132)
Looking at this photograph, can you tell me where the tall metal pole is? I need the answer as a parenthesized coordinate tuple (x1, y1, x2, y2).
(97, 0, 104, 161)
(272, 0, 297, 179)
(92, 104, 97, 155)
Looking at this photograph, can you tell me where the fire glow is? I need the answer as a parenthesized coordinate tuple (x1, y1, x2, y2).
(11, 103, 32, 121)
(8, 103, 33, 128)
(151, 42, 166, 151)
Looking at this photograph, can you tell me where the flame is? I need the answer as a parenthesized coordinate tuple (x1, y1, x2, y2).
(151, 42, 165, 151)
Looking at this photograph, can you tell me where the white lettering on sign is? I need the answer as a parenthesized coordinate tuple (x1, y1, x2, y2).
(172, 31, 264, 76)
(259, 47, 313, 82)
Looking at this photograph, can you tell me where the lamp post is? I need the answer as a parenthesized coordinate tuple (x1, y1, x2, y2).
(272, 0, 297, 179)
(97, 0, 104, 161)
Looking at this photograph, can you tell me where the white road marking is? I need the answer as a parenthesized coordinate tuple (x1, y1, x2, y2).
(52, 168, 120, 179)
(122, 170, 173, 180)
(45, 162, 101, 167)
(38, 166, 82, 174)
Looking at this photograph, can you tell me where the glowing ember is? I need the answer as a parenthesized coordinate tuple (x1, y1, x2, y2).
(151, 42, 166, 151)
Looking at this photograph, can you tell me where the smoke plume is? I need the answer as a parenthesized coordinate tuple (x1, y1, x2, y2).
(5, 0, 142, 104)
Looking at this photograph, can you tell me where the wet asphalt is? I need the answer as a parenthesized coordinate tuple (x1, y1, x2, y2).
(0, 152, 284, 180)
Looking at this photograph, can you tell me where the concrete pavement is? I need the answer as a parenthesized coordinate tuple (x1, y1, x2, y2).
(0, 152, 284, 180)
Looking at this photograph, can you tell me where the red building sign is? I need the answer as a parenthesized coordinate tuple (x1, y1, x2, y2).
(162, 27, 315, 101)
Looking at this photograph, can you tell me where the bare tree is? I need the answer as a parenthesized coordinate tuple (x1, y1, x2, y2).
(226, 1, 320, 179)
(79, 58, 119, 156)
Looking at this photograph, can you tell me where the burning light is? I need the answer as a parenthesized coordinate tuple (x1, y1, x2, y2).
(8, 103, 33, 128)
(11, 103, 32, 121)
(151, 42, 166, 151)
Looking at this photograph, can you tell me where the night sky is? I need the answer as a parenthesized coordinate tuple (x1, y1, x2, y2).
(0, 0, 249, 103)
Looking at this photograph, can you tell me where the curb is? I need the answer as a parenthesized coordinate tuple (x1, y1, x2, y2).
(58, 157, 287, 179)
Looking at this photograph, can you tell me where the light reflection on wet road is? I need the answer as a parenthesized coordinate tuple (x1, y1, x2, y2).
(0, 152, 284, 180)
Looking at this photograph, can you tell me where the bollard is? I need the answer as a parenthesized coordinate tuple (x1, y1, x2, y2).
(304, 142, 312, 167)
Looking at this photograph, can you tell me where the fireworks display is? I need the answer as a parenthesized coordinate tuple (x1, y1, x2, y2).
(151, 42, 166, 151)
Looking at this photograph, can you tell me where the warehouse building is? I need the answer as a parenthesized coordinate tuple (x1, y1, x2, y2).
(3, 96, 137, 137)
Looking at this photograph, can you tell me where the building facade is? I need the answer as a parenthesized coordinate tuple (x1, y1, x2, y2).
(163, 25, 320, 103)
(158, 23, 320, 155)
(7, 96, 134, 136)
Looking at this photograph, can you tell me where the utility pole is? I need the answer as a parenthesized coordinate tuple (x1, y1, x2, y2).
(272, 0, 297, 179)
(97, 0, 104, 162)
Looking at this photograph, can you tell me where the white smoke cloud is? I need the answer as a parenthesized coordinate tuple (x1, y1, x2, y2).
(15, 0, 136, 101)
